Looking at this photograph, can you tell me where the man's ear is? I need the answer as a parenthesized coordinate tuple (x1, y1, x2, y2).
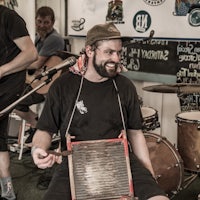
(85, 45, 94, 57)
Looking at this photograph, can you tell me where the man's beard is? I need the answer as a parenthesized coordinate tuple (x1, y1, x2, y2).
(37, 28, 48, 38)
(93, 54, 118, 78)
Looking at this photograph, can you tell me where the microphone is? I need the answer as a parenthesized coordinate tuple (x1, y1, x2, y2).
(35, 56, 76, 80)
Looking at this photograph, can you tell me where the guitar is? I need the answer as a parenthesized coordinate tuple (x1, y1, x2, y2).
(26, 55, 63, 94)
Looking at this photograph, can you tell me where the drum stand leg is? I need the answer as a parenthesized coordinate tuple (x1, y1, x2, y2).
(182, 172, 199, 189)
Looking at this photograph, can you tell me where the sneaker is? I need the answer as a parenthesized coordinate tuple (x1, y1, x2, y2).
(24, 127, 37, 144)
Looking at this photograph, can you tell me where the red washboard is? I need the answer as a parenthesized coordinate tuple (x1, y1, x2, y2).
(67, 133, 134, 200)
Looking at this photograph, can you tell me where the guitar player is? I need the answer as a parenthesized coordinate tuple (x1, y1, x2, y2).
(14, 6, 65, 144)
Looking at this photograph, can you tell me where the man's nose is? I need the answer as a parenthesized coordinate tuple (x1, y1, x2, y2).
(111, 52, 121, 63)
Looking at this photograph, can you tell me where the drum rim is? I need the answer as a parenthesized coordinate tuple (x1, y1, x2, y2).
(141, 106, 157, 116)
(175, 110, 200, 123)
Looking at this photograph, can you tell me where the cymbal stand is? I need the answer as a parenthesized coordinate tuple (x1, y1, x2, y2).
(182, 172, 199, 189)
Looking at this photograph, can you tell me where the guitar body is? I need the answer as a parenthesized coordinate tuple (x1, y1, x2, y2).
(26, 56, 63, 94)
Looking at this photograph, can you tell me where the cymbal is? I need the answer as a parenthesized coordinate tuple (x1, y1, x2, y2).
(143, 83, 200, 94)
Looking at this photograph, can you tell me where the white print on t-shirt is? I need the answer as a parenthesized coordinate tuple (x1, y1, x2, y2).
(76, 100, 88, 114)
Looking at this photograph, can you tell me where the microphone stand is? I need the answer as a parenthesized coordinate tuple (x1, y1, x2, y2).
(0, 72, 55, 117)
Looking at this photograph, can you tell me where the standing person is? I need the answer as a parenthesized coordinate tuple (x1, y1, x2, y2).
(31, 23, 169, 200)
(0, 5, 38, 200)
(14, 6, 65, 144)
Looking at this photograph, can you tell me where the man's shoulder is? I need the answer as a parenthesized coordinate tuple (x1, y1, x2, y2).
(116, 74, 132, 84)
(48, 29, 64, 40)
(54, 72, 80, 85)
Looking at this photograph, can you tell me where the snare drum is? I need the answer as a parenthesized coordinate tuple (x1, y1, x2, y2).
(176, 111, 200, 172)
(141, 106, 160, 131)
(144, 132, 184, 197)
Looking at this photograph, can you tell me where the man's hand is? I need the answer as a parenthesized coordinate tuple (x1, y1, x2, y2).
(31, 147, 57, 169)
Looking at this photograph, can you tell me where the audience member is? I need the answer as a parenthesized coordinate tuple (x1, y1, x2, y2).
(14, 6, 65, 144)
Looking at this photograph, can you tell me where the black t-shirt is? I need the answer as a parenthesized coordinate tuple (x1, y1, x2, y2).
(0, 6, 29, 95)
(37, 72, 143, 149)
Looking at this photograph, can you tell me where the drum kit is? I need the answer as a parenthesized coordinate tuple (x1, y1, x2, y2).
(141, 83, 200, 198)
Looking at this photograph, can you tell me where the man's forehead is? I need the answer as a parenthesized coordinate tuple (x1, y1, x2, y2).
(97, 39, 122, 47)
(36, 15, 52, 21)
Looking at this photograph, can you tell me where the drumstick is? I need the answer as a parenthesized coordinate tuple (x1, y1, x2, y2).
(47, 150, 72, 157)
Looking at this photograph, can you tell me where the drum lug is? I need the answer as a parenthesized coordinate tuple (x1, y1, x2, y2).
(155, 174, 161, 180)
(156, 138, 162, 143)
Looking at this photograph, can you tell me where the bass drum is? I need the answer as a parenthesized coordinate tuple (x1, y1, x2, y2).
(144, 132, 184, 197)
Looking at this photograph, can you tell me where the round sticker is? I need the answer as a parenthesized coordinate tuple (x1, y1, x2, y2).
(143, 0, 166, 6)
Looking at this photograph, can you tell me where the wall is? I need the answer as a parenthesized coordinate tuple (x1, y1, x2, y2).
(15, 0, 35, 41)
(35, 0, 65, 36)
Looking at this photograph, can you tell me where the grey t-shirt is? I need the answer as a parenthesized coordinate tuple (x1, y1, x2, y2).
(35, 29, 65, 57)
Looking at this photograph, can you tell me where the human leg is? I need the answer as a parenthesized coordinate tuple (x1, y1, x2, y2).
(130, 152, 169, 200)
(14, 87, 45, 144)
(14, 86, 45, 128)
(43, 157, 71, 200)
(14, 109, 38, 128)
(0, 116, 16, 200)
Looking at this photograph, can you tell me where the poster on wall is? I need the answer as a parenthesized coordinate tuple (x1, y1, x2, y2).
(68, 0, 200, 84)
(68, 0, 200, 39)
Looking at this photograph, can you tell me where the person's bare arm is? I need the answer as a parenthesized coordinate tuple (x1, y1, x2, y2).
(0, 36, 38, 78)
(127, 129, 155, 177)
(31, 129, 56, 169)
(27, 55, 48, 70)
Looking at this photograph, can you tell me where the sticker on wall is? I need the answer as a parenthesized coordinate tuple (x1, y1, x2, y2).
(174, 0, 200, 26)
(143, 0, 166, 6)
(133, 10, 151, 33)
(71, 18, 86, 31)
(106, 0, 124, 24)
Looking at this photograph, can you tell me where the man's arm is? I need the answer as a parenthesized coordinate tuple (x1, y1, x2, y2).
(31, 129, 56, 169)
(0, 36, 38, 78)
(127, 129, 155, 178)
(27, 55, 48, 70)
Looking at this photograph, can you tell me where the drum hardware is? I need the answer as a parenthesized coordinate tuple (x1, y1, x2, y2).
(181, 173, 199, 193)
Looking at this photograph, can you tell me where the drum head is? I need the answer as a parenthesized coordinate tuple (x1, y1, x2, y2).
(176, 111, 200, 122)
(141, 106, 156, 118)
(141, 107, 160, 131)
(144, 132, 184, 197)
